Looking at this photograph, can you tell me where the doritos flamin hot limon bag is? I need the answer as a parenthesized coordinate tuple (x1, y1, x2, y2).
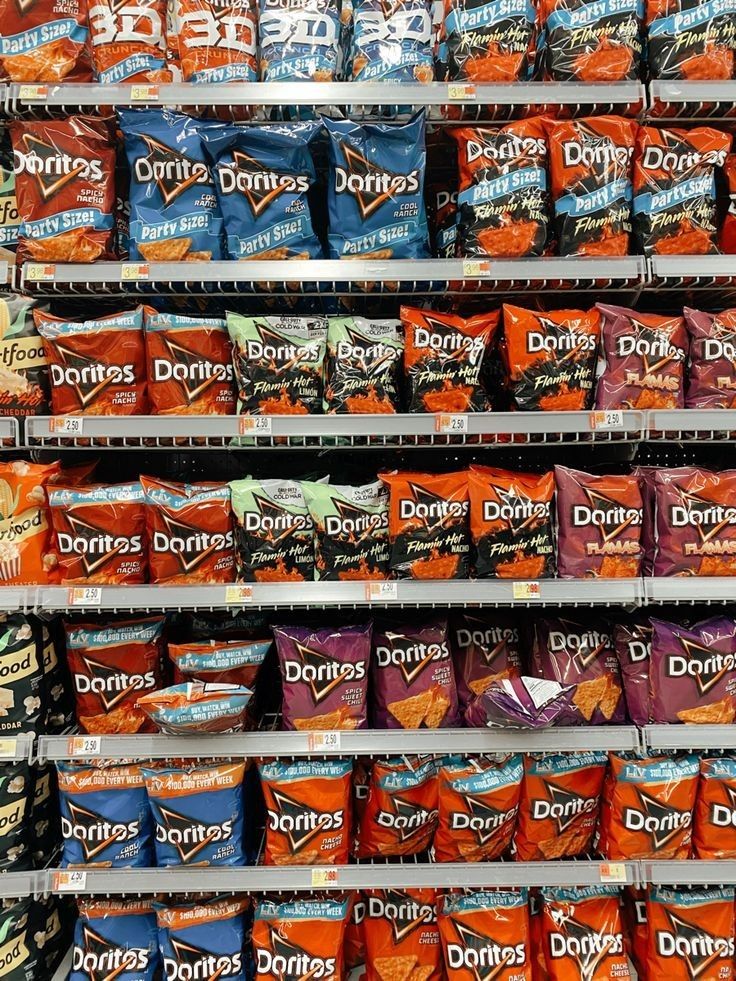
(324, 317, 403, 415)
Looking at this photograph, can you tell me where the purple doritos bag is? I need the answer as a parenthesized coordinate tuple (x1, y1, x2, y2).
(650, 616, 736, 724)
(632, 465, 659, 577)
(464, 675, 577, 729)
(684, 307, 736, 409)
(613, 617, 652, 726)
(451, 611, 522, 718)
(372, 617, 459, 729)
(273, 622, 372, 730)
(531, 615, 625, 724)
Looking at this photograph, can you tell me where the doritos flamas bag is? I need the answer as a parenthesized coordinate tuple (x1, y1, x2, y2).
(253, 898, 348, 981)
(684, 307, 736, 409)
(541, 886, 631, 981)
(439, 890, 532, 981)
(357, 756, 438, 858)
(1, 0, 90, 82)
(541, 0, 642, 81)
(694, 757, 736, 860)
(646, 886, 735, 981)
(364, 890, 442, 981)
(0, 459, 59, 585)
(452, 610, 523, 716)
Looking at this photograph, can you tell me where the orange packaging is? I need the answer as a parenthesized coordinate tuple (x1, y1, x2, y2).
(344, 893, 366, 970)
(175, 0, 257, 82)
(88, 0, 170, 83)
(357, 756, 438, 859)
(258, 758, 352, 866)
(621, 886, 648, 979)
(694, 757, 736, 860)
(529, 891, 549, 981)
(541, 886, 631, 981)
(1, 0, 91, 82)
(646, 886, 735, 981)
(0, 459, 60, 585)
(438, 889, 532, 980)
(364, 889, 442, 981)
(253, 896, 348, 981)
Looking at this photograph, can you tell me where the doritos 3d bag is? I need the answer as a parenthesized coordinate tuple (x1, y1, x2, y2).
(88, 0, 169, 82)
(1, 0, 90, 82)
(156, 898, 248, 981)
(176, 0, 257, 82)
(541, 885, 631, 981)
(613, 616, 652, 727)
(324, 317, 403, 414)
(258, 0, 344, 80)
(71, 900, 160, 981)
(684, 307, 736, 408)
(137, 681, 252, 733)
(541, 0, 643, 81)
(364, 889, 442, 981)
(645, 886, 735, 981)
(442, 0, 536, 81)
(350, 0, 433, 81)
(253, 897, 348, 981)
(357, 755, 438, 858)
(452, 610, 523, 715)
(0, 459, 60, 585)
(694, 756, 736, 859)
(439, 889, 532, 981)
(646, 0, 735, 80)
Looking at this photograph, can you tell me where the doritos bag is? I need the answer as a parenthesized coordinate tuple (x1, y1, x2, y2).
(0, 294, 50, 420)
(451, 120, 549, 257)
(253, 897, 348, 981)
(0, 459, 60, 585)
(452, 610, 523, 715)
(469, 466, 555, 579)
(324, 317, 403, 414)
(258, 0, 343, 80)
(436, 754, 523, 861)
(621, 887, 648, 980)
(439, 889, 532, 980)
(169, 637, 270, 689)
(324, 114, 429, 259)
(0, 0, 90, 82)
(372, 617, 458, 729)
(541, 886, 631, 981)
(613, 616, 651, 727)
(402, 306, 498, 413)
(175, 0, 257, 82)
(595, 303, 688, 410)
(514, 751, 607, 860)
(442, 0, 536, 81)
(633, 126, 731, 256)
(65, 616, 165, 734)
(357, 756, 438, 858)
(11, 116, 116, 263)
(273, 622, 371, 730)
(694, 756, 736, 859)
(350, 0, 433, 81)
(646, 0, 735, 79)
(156, 898, 248, 981)
(57, 762, 154, 867)
(531, 614, 625, 723)
(137, 681, 252, 733)
(541, 0, 643, 81)
(646, 886, 735, 981)
(259, 758, 352, 865)
(363, 889, 442, 981)
(501, 304, 600, 411)
(71, 900, 160, 981)
(88, 0, 169, 82)
(544, 116, 636, 256)
(721, 154, 736, 253)
(144, 312, 236, 415)
(684, 307, 736, 409)
(601, 753, 699, 860)
(120, 108, 223, 262)
(35, 308, 148, 416)
(428, 183, 458, 258)
(345, 895, 366, 971)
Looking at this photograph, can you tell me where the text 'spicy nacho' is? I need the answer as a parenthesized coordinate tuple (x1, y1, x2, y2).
(1, 0, 90, 82)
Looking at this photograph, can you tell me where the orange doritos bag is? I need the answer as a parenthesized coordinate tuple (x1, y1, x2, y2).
(0, 459, 60, 585)
(253, 896, 348, 981)
(87, 0, 170, 82)
(1, 0, 92, 81)
(363, 889, 442, 981)
(529, 890, 549, 981)
(542, 886, 631, 981)
(357, 756, 438, 859)
(694, 757, 736, 860)
(438, 889, 532, 980)
(344, 894, 366, 971)
(646, 886, 735, 981)
(621, 887, 648, 980)
(175, 0, 257, 82)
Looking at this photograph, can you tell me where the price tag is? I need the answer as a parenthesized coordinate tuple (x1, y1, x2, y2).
(51, 416, 84, 435)
(121, 263, 149, 281)
(239, 416, 272, 436)
(225, 584, 253, 605)
(435, 413, 468, 434)
(18, 84, 48, 101)
(307, 731, 341, 752)
(311, 868, 338, 887)
(0, 739, 18, 760)
(599, 862, 627, 883)
(68, 735, 102, 756)
(130, 84, 159, 101)
(53, 870, 87, 892)
(25, 264, 55, 282)
(512, 581, 541, 600)
(591, 410, 625, 431)
(365, 581, 398, 602)
(447, 83, 476, 100)
(462, 259, 491, 278)
(68, 586, 102, 606)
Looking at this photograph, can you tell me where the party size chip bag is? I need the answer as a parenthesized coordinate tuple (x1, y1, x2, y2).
(175, 0, 257, 83)
(684, 307, 736, 409)
(88, 0, 169, 82)
(441, 0, 536, 81)
(541, 0, 643, 81)
(258, 0, 344, 80)
(646, 0, 736, 80)
(350, 0, 433, 81)
(1, 0, 90, 82)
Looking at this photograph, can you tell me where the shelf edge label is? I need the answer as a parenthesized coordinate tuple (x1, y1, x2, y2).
(68, 586, 102, 606)
(68, 735, 102, 757)
(53, 870, 87, 891)
(365, 581, 398, 602)
(307, 732, 341, 752)
(599, 862, 627, 883)
(591, 410, 624, 431)
(512, 581, 541, 600)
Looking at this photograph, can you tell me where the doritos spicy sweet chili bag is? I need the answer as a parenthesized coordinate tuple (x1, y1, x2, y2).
(541, 886, 631, 981)
(258, 0, 344, 80)
(175, 0, 257, 82)
(156, 898, 248, 981)
(694, 756, 736, 859)
(0, 460, 60, 585)
(501, 304, 600, 411)
(613, 616, 652, 726)
(646, 0, 736, 80)
(646, 886, 735, 981)
(452, 610, 523, 715)
(253, 897, 348, 981)
(169, 638, 269, 689)
(11, 116, 116, 263)
(442, 0, 536, 81)
(350, 0, 433, 81)
(88, 0, 169, 82)
(137, 682, 252, 733)
(633, 126, 731, 256)
(439, 889, 532, 981)
(684, 307, 736, 408)
(357, 756, 438, 858)
(363, 889, 442, 981)
(544, 116, 636, 256)
(324, 317, 403, 414)
(1, 0, 90, 82)
(71, 900, 160, 981)
(541, 0, 643, 81)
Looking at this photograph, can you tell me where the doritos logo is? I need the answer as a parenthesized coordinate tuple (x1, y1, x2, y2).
(572, 489, 642, 540)
(547, 626, 612, 670)
(375, 636, 449, 685)
(74, 657, 156, 712)
(267, 787, 344, 853)
(709, 786, 736, 827)
(151, 513, 234, 575)
(399, 483, 468, 527)
(164, 938, 242, 981)
(483, 484, 550, 530)
(336, 329, 400, 369)
(623, 789, 692, 850)
(455, 625, 518, 656)
(376, 794, 438, 842)
(641, 145, 728, 173)
(61, 802, 139, 861)
(531, 781, 598, 833)
(72, 925, 150, 979)
(56, 513, 143, 577)
(616, 328, 685, 367)
(151, 337, 233, 402)
(257, 929, 335, 980)
(134, 137, 210, 206)
(526, 322, 598, 355)
(445, 920, 527, 979)
(561, 140, 632, 169)
(282, 642, 366, 702)
(14, 135, 105, 201)
(665, 637, 736, 695)
(449, 797, 517, 846)
(670, 489, 736, 538)
(368, 890, 436, 942)
(412, 320, 485, 359)
(245, 323, 320, 365)
(218, 151, 310, 213)
(547, 915, 624, 976)
(324, 500, 384, 539)
(243, 492, 308, 536)
(655, 910, 734, 977)
(50, 346, 136, 410)
(335, 145, 420, 219)
(465, 134, 546, 165)
(154, 803, 233, 863)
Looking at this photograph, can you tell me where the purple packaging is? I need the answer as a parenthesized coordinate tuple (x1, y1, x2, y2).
(451, 610, 523, 717)
(684, 307, 736, 409)
(464, 675, 577, 729)
(632, 466, 658, 577)
(613, 617, 652, 726)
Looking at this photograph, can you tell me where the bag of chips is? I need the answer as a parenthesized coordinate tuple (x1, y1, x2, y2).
(345, 895, 366, 971)
(71, 900, 160, 981)
(363, 890, 442, 981)
(0, 294, 50, 419)
(258, 0, 344, 80)
(428, 183, 458, 258)
(694, 756, 736, 859)
(0, 459, 60, 585)
(324, 317, 403, 414)
(0, 613, 44, 739)
(442, 0, 536, 81)
(88, 0, 169, 82)
(1, 0, 90, 82)
(646, 0, 735, 79)
(253, 897, 348, 981)
(169, 637, 269, 689)
(646, 886, 735, 981)
(156, 898, 248, 981)
(439, 890, 531, 981)
(452, 610, 523, 716)
(137, 681, 253, 733)
(541, 886, 631, 981)
(541, 0, 643, 81)
(350, 0, 433, 81)
(175, 0, 257, 82)
(721, 154, 736, 254)
(613, 616, 652, 726)
(0, 761, 31, 870)
(684, 307, 736, 409)
(357, 756, 438, 858)
(464, 674, 578, 729)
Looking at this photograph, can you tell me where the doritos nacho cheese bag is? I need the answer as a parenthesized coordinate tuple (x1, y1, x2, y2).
(439, 889, 532, 981)
(613, 616, 652, 727)
(380, 470, 470, 580)
(144, 312, 235, 415)
(436, 754, 523, 862)
(324, 317, 403, 414)
(544, 116, 636, 256)
(684, 307, 736, 409)
(452, 610, 523, 715)
(633, 126, 731, 256)
(273, 622, 371, 731)
(402, 306, 498, 413)
(253, 897, 348, 981)
(325, 114, 429, 259)
(596, 303, 688, 410)
(258, 0, 343, 80)
(514, 751, 607, 861)
(646, 886, 735, 981)
(0, 294, 50, 420)
(350, 0, 433, 82)
(48, 482, 147, 584)
(541, 886, 631, 981)
(120, 108, 223, 262)
(169, 637, 269, 689)
(442, 0, 536, 81)
(259, 758, 352, 865)
(176, 0, 257, 83)
(501, 304, 600, 411)
(451, 120, 549, 258)
(143, 762, 246, 866)
(469, 466, 555, 579)
(364, 889, 441, 981)
(601, 753, 699, 860)
(0, 459, 60, 585)
(694, 756, 736, 859)
(88, 0, 169, 82)
(11, 116, 115, 263)
(646, 0, 735, 80)
(71, 900, 160, 981)
(35, 308, 147, 416)
(722, 155, 736, 254)
(137, 681, 252, 733)
(156, 898, 248, 981)
(1, 0, 90, 82)
(65, 616, 165, 734)
(541, 0, 643, 81)
(357, 756, 438, 858)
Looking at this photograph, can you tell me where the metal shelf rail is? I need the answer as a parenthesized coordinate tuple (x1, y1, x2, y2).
(647, 80, 736, 120)
(0, 870, 47, 900)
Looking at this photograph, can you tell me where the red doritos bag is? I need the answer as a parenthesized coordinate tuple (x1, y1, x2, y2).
(694, 757, 736, 860)
(452, 610, 522, 716)
(363, 889, 442, 981)
(541, 886, 631, 981)
(646, 886, 735, 981)
(541, 0, 642, 81)
(621, 887, 648, 980)
(439, 890, 532, 981)
(344, 894, 366, 971)
(253, 897, 348, 981)
(501, 304, 600, 412)
(646, 0, 735, 80)
(87, 0, 170, 82)
(1, 0, 91, 81)
(544, 116, 636, 256)
(357, 756, 438, 858)
(721, 155, 736, 254)
(684, 307, 736, 409)
(0, 459, 60, 585)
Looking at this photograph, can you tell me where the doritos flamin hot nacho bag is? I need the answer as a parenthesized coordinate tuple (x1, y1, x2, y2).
(541, 886, 631, 981)
(645, 886, 735, 981)
(363, 889, 442, 981)
(253, 897, 348, 981)
(452, 610, 523, 716)
(694, 756, 736, 860)
(441, 0, 536, 81)
(438, 889, 532, 981)
(541, 0, 643, 81)
(88, 0, 169, 83)
(646, 0, 735, 80)
(357, 756, 438, 858)
(684, 307, 736, 409)
(1, 0, 90, 82)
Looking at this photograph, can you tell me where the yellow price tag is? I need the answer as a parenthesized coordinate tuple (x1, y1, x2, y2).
(25, 264, 55, 282)
(512, 581, 541, 600)
(53, 870, 87, 891)
(225, 585, 253, 604)
(130, 84, 159, 101)
(18, 84, 48, 100)
(311, 868, 339, 887)
(591, 410, 625, 431)
(599, 862, 627, 883)
(0, 739, 17, 760)
(462, 260, 490, 278)
(239, 416, 272, 436)
(365, 581, 398, 602)
(121, 263, 149, 281)
(68, 586, 102, 606)
(448, 83, 476, 100)
(307, 732, 341, 752)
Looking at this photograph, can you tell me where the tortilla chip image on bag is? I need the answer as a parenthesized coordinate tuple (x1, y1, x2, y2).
(441, 0, 536, 81)
(541, 0, 643, 82)
(259, 757, 352, 865)
(684, 307, 736, 409)
(694, 757, 736, 859)
(0, 459, 60, 585)
(1, 0, 90, 83)
(72, 900, 160, 981)
(646, 886, 735, 981)
(357, 756, 438, 858)
(156, 898, 248, 981)
(438, 889, 532, 981)
(646, 0, 735, 80)
(350, 0, 433, 82)
(175, 0, 257, 82)
(324, 317, 403, 414)
(363, 889, 442, 981)
(452, 610, 523, 716)
(541, 885, 631, 981)
(258, 0, 343, 80)
(253, 897, 348, 981)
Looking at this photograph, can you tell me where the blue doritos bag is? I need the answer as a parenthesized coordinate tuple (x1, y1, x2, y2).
(349, 0, 434, 82)
(324, 112, 429, 259)
(201, 123, 322, 259)
(156, 898, 248, 981)
(118, 108, 223, 262)
(71, 900, 160, 981)
(258, 0, 343, 80)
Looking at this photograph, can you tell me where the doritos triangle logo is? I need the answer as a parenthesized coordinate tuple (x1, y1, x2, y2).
(489, 483, 542, 535)
(464, 794, 508, 845)
(676, 488, 735, 544)
(331, 498, 377, 542)
(627, 788, 690, 851)
(554, 913, 616, 981)
(14, 0, 37, 14)
(168, 937, 242, 981)
(379, 793, 435, 843)
(583, 488, 639, 544)
(269, 786, 337, 854)
(453, 921, 514, 981)
(380, 889, 432, 944)
(678, 636, 734, 696)
(67, 801, 126, 861)
(535, 780, 596, 835)
(228, 150, 309, 217)
(661, 910, 727, 980)
(65, 513, 127, 577)
(294, 641, 351, 704)
(156, 803, 225, 863)
(79, 654, 150, 713)
(336, 145, 420, 220)
(20, 133, 85, 202)
(161, 511, 218, 575)
(136, 137, 209, 207)
(80, 923, 149, 981)
(162, 336, 221, 403)
(267, 928, 325, 981)
(399, 481, 465, 533)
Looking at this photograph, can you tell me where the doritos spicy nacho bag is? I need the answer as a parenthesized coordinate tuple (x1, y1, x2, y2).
(350, 0, 433, 81)
(120, 108, 223, 262)
(65, 616, 165, 734)
(452, 610, 523, 716)
(11, 116, 115, 263)
(402, 307, 498, 413)
(144, 312, 236, 415)
(694, 757, 736, 859)
(156, 899, 248, 981)
(71, 900, 160, 981)
(601, 753, 699, 860)
(1, 0, 90, 82)
(653, 467, 736, 577)
(258, 0, 343, 80)
(259, 758, 352, 865)
(469, 466, 555, 579)
(325, 114, 429, 259)
(324, 317, 403, 414)
(684, 307, 736, 408)
(357, 755, 438, 858)
(646, 887, 736, 981)
(57, 762, 154, 867)
(302, 480, 391, 581)
(380, 470, 470, 580)
(541, 0, 643, 81)
(596, 303, 688, 410)
(0, 459, 60, 585)
(544, 116, 636, 256)
(35, 308, 148, 416)
(169, 638, 269, 689)
(436, 754, 523, 862)
(175, 0, 257, 82)
(501, 304, 600, 411)
(372, 617, 458, 729)
(722, 155, 736, 254)
(273, 622, 371, 730)
(253, 897, 348, 981)
(363, 889, 442, 981)
(514, 751, 607, 860)
(541, 886, 631, 981)
(226, 314, 327, 416)
(439, 889, 532, 981)
(137, 682, 252, 733)
(202, 123, 322, 260)
(442, 0, 536, 81)
(143, 762, 246, 866)
(613, 616, 651, 727)
(0, 294, 50, 420)
(451, 120, 549, 258)
(88, 0, 169, 82)
(646, 0, 735, 80)
(0, 613, 43, 736)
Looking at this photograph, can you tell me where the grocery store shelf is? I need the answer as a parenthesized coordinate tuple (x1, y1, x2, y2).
(0, 870, 44, 899)
(51, 947, 72, 981)
(0, 733, 35, 763)
(649, 254, 736, 288)
(644, 725, 736, 752)
(648, 80, 736, 120)
(0, 418, 18, 447)
(644, 861, 736, 886)
(647, 409, 736, 440)
(644, 577, 736, 605)
(0, 587, 37, 613)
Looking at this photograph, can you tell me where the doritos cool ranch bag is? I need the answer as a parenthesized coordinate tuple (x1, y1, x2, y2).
(357, 756, 438, 858)
(684, 306, 736, 409)
(452, 610, 522, 715)
(1, 0, 90, 82)
(541, 886, 631, 981)
(694, 757, 736, 860)
(363, 889, 442, 981)
(646, 886, 735, 981)
(441, 0, 536, 81)
(0, 459, 59, 585)
(253, 897, 348, 981)
(71, 900, 160, 981)
(541, 0, 642, 81)
(438, 889, 531, 981)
